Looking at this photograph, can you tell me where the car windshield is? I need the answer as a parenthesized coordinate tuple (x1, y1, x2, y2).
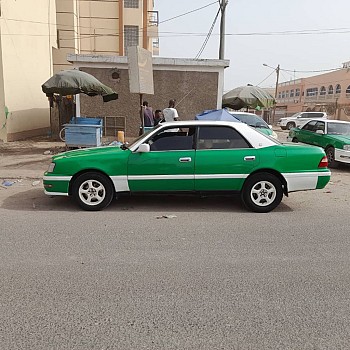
(232, 114, 269, 129)
(125, 124, 162, 149)
(327, 122, 350, 135)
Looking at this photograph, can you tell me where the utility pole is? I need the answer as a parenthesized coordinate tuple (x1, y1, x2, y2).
(272, 64, 280, 123)
(219, 0, 228, 59)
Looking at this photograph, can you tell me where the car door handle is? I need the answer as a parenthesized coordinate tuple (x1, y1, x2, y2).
(244, 156, 256, 161)
(179, 157, 192, 162)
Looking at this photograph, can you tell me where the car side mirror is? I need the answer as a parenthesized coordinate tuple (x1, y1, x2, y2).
(135, 143, 150, 153)
(268, 124, 273, 129)
(316, 130, 324, 134)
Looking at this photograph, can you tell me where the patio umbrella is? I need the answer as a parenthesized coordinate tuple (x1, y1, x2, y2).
(42, 69, 118, 102)
(195, 109, 241, 122)
(222, 85, 275, 110)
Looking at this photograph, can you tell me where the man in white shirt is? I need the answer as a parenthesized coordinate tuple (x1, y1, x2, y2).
(163, 99, 179, 122)
(162, 99, 179, 132)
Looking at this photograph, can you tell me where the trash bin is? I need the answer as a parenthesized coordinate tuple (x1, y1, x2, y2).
(63, 117, 103, 147)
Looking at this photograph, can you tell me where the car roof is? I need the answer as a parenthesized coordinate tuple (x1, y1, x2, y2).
(228, 111, 260, 116)
(308, 119, 350, 124)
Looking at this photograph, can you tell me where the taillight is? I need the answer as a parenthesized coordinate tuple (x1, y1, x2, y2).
(318, 156, 328, 168)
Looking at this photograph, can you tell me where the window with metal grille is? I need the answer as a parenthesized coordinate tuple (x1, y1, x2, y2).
(124, 25, 139, 53)
(124, 0, 139, 8)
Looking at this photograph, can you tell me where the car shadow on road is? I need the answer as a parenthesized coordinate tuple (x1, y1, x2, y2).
(1, 189, 293, 213)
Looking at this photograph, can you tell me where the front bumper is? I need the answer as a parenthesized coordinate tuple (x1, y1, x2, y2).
(43, 174, 71, 195)
(335, 148, 350, 164)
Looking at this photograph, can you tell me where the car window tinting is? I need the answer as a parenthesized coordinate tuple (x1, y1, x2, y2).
(149, 127, 195, 151)
(302, 121, 317, 131)
(197, 126, 251, 149)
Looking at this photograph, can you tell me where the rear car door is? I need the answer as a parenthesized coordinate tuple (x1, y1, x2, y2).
(194, 125, 259, 191)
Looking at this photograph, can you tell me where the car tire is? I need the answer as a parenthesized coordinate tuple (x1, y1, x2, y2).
(325, 146, 339, 168)
(72, 172, 114, 211)
(292, 137, 298, 143)
(241, 172, 283, 213)
(286, 122, 295, 130)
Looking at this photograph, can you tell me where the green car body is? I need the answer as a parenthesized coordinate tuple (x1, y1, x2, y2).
(288, 120, 350, 168)
(44, 121, 330, 212)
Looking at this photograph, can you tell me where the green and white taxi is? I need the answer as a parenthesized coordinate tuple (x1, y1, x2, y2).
(44, 121, 331, 213)
(288, 119, 350, 168)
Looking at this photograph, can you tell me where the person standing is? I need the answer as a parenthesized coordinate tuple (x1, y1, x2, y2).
(163, 99, 179, 123)
(153, 109, 164, 126)
(142, 101, 154, 127)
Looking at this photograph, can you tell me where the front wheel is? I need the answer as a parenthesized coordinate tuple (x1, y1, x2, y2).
(241, 173, 283, 213)
(325, 146, 339, 168)
(72, 172, 114, 211)
(292, 137, 298, 143)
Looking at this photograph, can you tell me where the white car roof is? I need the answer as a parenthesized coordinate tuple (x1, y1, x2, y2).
(310, 119, 350, 124)
(130, 120, 277, 151)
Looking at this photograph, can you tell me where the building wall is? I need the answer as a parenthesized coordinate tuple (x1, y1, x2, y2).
(0, 0, 57, 141)
(54, 0, 158, 73)
(68, 55, 229, 138)
(275, 68, 350, 122)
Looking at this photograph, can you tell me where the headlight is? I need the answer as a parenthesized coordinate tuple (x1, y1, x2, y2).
(47, 162, 56, 173)
(344, 145, 350, 151)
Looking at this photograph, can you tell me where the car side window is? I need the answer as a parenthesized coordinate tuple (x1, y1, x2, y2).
(302, 121, 317, 131)
(148, 127, 195, 151)
(197, 126, 251, 149)
(300, 113, 308, 119)
(315, 121, 325, 132)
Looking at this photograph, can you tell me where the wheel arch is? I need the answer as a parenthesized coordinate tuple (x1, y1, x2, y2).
(68, 169, 115, 196)
(244, 169, 288, 197)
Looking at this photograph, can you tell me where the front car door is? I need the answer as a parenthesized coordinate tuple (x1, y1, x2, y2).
(297, 120, 318, 144)
(194, 125, 259, 191)
(127, 126, 196, 192)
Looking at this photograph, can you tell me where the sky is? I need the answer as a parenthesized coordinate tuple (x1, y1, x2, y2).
(155, 0, 350, 93)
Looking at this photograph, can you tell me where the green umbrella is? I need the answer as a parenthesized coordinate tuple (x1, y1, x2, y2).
(222, 84, 275, 110)
(42, 69, 118, 102)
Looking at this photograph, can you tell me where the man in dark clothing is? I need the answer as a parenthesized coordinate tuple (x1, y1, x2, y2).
(142, 101, 154, 127)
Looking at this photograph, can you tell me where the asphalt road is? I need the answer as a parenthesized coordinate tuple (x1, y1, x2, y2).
(1, 164, 350, 349)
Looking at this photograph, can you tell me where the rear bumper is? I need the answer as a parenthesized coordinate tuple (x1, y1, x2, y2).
(282, 171, 331, 192)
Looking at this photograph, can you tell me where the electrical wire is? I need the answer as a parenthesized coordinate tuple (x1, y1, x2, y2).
(256, 70, 276, 87)
(194, 8, 220, 59)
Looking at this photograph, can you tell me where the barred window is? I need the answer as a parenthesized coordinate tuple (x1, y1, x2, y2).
(124, 0, 139, 8)
(124, 25, 139, 53)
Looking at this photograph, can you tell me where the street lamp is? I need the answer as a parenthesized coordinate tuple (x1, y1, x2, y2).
(263, 63, 280, 123)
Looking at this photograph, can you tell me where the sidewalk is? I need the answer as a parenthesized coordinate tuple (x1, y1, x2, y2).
(0, 138, 65, 180)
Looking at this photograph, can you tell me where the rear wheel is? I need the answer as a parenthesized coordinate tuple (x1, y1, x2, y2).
(241, 173, 283, 213)
(325, 146, 339, 168)
(286, 122, 295, 130)
(72, 172, 114, 211)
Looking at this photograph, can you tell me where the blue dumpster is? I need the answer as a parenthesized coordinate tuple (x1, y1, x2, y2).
(63, 117, 103, 147)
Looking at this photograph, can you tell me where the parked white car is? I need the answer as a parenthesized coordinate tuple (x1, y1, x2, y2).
(277, 112, 327, 130)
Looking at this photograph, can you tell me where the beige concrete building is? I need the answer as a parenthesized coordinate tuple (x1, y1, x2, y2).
(68, 54, 229, 137)
(0, 0, 57, 142)
(54, 0, 159, 72)
(275, 61, 350, 123)
(0, 0, 159, 141)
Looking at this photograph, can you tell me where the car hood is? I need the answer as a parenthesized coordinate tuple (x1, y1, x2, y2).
(53, 145, 125, 161)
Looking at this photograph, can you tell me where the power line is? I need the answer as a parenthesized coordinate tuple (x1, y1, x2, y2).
(195, 8, 221, 59)
(159, 1, 218, 24)
(256, 70, 276, 87)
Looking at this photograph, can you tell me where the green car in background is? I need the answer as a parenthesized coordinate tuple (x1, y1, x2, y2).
(288, 120, 350, 168)
(229, 112, 278, 139)
(44, 121, 330, 213)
